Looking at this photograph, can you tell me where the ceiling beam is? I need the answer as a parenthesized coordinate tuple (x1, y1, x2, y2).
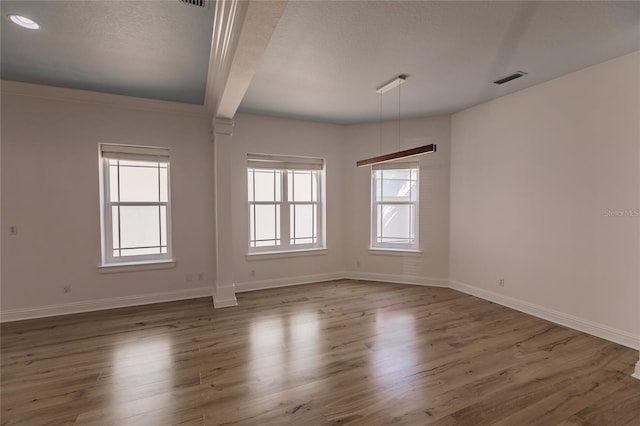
(205, 0, 287, 120)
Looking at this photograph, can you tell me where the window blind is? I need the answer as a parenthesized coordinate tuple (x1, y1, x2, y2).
(247, 153, 324, 171)
(101, 144, 170, 163)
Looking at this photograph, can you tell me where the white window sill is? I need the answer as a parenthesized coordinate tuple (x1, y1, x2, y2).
(368, 248, 422, 257)
(247, 248, 328, 261)
(98, 259, 176, 274)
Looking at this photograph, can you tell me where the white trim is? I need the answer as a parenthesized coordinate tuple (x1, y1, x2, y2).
(370, 164, 420, 252)
(97, 260, 176, 274)
(247, 165, 324, 254)
(0, 80, 207, 116)
(213, 118, 234, 135)
(235, 272, 345, 293)
(246, 248, 328, 261)
(0, 287, 213, 323)
(213, 296, 238, 308)
(213, 284, 238, 308)
(633, 358, 640, 380)
(100, 151, 173, 266)
(344, 271, 449, 288)
(449, 280, 640, 351)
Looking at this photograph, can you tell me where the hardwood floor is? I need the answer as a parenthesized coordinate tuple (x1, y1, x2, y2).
(2, 280, 639, 426)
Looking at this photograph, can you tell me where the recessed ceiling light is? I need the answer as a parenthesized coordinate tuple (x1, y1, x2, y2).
(8, 14, 40, 30)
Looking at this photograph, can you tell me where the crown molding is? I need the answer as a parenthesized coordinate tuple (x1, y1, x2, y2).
(0, 80, 209, 117)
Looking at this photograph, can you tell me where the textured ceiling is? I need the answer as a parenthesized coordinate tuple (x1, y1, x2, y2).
(1, 1, 215, 104)
(239, 1, 640, 124)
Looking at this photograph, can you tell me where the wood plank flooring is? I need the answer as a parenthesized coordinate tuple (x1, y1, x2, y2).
(2, 280, 639, 425)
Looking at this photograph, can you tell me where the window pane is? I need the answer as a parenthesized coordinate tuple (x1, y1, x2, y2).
(119, 206, 161, 249)
(120, 247, 162, 256)
(381, 179, 415, 202)
(254, 204, 280, 244)
(249, 205, 255, 246)
(119, 163, 160, 202)
(378, 204, 414, 243)
(160, 168, 168, 202)
(256, 240, 278, 247)
(118, 159, 157, 167)
(311, 171, 318, 202)
(291, 204, 315, 244)
(254, 170, 282, 202)
(248, 170, 254, 202)
(383, 169, 412, 180)
(410, 168, 418, 201)
(294, 238, 314, 244)
(109, 165, 119, 202)
(111, 206, 120, 249)
(160, 206, 167, 247)
(291, 171, 313, 202)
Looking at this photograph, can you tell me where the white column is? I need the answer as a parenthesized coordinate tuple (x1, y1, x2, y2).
(633, 355, 640, 380)
(211, 117, 238, 308)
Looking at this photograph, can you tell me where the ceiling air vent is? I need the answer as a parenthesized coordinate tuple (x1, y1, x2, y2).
(493, 71, 528, 85)
(179, 0, 207, 8)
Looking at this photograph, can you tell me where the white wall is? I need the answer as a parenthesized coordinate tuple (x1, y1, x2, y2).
(343, 116, 451, 285)
(450, 51, 640, 343)
(230, 113, 347, 289)
(1, 86, 216, 318)
(3, 50, 638, 355)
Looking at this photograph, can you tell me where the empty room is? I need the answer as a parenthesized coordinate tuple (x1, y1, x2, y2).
(1, 1, 639, 425)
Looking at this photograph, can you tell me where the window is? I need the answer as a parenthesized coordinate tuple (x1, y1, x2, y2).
(247, 154, 324, 253)
(99, 144, 172, 265)
(371, 163, 419, 251)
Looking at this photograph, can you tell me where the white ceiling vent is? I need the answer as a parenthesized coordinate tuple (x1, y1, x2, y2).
(179, 0, 208, 8)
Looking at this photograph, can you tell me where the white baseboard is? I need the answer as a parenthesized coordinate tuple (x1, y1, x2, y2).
(0, 287, 213, 323)
(344, 271, 449, 288)
(235, 272, 345, 293)
(449, 280, 640, 351)
(633, 359, 640, 380)
(4, 273, 638, 358)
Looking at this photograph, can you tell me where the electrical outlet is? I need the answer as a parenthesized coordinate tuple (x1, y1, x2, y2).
(250, 269, 255, 277)
(198, 273, 204, 281)
(63, 285, 71, 294)
(186, 274, 193, 283)
(499, 278, 505, 287)
(9, 225, 17, 235)
(356, 260, 361, 268)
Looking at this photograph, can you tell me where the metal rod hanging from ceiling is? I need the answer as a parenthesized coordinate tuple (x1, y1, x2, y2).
(357, 74, 437, 167)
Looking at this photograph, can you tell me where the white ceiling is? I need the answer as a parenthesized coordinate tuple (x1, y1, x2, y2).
(239, 1, 640, 124)
(1, 1, 638, 120)
(1, 1, 215, 104)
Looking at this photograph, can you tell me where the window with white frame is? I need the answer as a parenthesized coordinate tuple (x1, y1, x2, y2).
(99, 144, 172, 265)
(371, 163, 419, 250)
(247, 154, 324, 253)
